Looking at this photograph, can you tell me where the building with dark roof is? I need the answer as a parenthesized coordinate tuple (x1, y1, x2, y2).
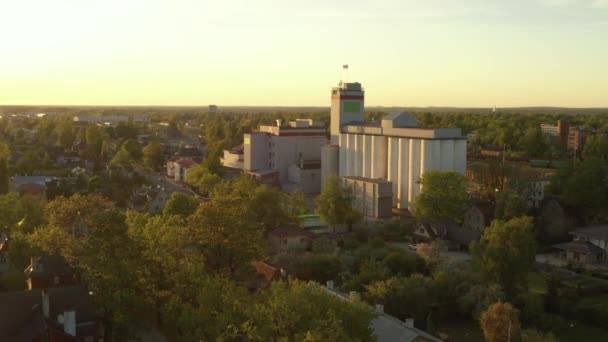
(25, 255, 78, 290)
(0, 286, 98, 341)
(323, 282, 442, 342)
(553, 225, 608, 265)
(268, 227, 316, 254)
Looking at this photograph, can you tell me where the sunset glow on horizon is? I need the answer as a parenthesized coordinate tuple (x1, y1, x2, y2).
(1, 0, 607, 107)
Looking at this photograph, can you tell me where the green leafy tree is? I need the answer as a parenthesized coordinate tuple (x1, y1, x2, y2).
(480, 302, 522, 342)
(212, 176, 291, 231)
(185, 165, 222, 196)
(56, 121, 76, 150)
(78, 210, 148, 340)
(285, 190, 308, 223)
(365, 275, 431, 323)
(382, 250, 424, 277)
(521, 329, 558, 342)
(121, 139, 143, 161)
(143, 141, 164, 170)
(316, 176, 361, 232)
(29, 193, 114, 262)
(85, 125, 104, 160)
(548, 157, 608, 221)
(471, 217, 536, 299)
(0, 142, 8, 194)
(87, 175, 102, 193)
(459, 283, 505, 319)
(522, 127, 547, 158)
(162, 192, 199, 217)
(413, 171, 468, 222)
(186, 192, 266, 277)
(495, 190, 528, 220)
(582, 134, 608, 160)
(296, 255, 342, 283)
(251, 281, 375, 341)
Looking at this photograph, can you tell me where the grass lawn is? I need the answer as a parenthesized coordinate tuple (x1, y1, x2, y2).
(553, 321, 608, 341)
(576, 294, 608, 308)
(528, 272, 547, 295)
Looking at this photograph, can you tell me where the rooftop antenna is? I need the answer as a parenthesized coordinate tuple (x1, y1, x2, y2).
(341, 64, 349, 85)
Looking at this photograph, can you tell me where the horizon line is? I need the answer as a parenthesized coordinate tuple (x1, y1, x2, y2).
(1, 104, 608, 110)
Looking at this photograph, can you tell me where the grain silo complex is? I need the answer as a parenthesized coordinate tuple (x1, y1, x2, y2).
(322, 81, 467, 217)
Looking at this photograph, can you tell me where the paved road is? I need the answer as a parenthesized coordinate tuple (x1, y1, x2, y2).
(134, 166, 195, 196)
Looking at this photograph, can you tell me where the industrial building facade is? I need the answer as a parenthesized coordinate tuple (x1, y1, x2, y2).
(322, 82, 467, 215)
(243, 119, 327, 193)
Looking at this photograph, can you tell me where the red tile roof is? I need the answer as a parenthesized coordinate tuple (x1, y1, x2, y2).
(17, 183, 46, 196)
(251, 261, 278, 282)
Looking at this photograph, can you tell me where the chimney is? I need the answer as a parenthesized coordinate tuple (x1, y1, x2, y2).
(326, 280, 334, 290)
(375, 304, 384, 313)
(62, 309, 77, 336)
(41, 288, 50, 318)
(404, 318, 414, 328)
(349, 291, 360, 301)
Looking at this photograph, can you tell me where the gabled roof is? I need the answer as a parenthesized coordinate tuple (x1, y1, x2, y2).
(0, 286, 95, 340)
(571, 225, 608, 240)
(229, 144, 244, 154)
(17, 183, 46, 196)
(175, 159, 198, 168)
(323, 287, 442, 342)
(554, 240, 606, 255)
(174, 147, 202, 157)
(251, 261, 279, 282)
(25, 255, 74, 279)
(468, 201, 495, 224)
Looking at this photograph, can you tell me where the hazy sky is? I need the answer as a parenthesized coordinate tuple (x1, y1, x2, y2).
(1, 0, 607, 107)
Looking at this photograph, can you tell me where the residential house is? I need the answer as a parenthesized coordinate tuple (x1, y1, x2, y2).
(16, 183, 47, 200)
(25, 255, 79, 290)
(553, 241, 606, 265)
(554, 225, 608, 265)
(414, 221, 481, 250)
(463, 202, 495, 233)
(221, 144, 244, 170)
(0, 286, 98, 341)
(173, 146, 203, 161)
(249, 261, 285, 289)
(323, 283, 442, 342)
(268, 227, 315, 254)
(9, 176, 52, 192)
(174, 159, 199, 182)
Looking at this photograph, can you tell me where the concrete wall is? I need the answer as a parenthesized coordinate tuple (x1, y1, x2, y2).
(244, 133, 268, 171)
(339, 132, 467, 211)
(342, 177, 392, 219)
(288, 165, 321, 194)
(321, 145, 339, 190)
